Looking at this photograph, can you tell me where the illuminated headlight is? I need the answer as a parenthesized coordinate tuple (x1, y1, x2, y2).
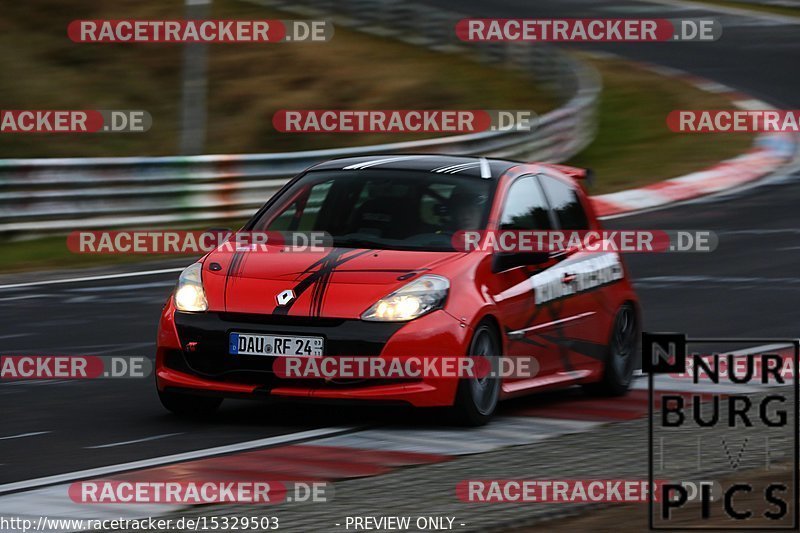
(361, 275, 449, 322)
(174, 263, 208, 312)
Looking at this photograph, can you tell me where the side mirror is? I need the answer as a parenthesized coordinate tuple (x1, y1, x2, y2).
(491, 251, 550, 273)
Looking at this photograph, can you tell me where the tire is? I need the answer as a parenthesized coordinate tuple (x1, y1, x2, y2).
(451, 321, 501, 426)
(583, 303, 638, 397)
(158, 389, 223, 417)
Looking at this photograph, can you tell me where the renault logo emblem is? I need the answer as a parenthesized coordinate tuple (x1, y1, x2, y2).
(276, 289, 295, 306)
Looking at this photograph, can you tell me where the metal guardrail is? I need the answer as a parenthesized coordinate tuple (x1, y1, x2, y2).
(0, 1, 601, 235)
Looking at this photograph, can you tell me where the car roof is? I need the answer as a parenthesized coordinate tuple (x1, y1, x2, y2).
(308, 154, 519, 179)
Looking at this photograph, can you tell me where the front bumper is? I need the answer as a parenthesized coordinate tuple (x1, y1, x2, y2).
(156, 304, 470, 407)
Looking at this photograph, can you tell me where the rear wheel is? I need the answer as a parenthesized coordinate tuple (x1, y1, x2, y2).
(583, 304, 638, 397)
(451, 321, 501, 426)
(158, 389, 223, 417)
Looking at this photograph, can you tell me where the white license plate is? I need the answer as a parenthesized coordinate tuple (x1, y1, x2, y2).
(229, 332, 324, 356)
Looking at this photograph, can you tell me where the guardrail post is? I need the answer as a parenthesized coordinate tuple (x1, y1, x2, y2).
(179, 0, 210, 155)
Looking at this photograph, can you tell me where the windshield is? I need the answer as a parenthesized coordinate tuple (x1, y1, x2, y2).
(250, 170, 493, 251)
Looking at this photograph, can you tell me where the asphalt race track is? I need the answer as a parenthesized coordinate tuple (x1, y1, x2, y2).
(1, 0, 799, 502)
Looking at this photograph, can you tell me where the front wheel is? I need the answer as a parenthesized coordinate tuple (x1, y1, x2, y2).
(450, 321, 501, 426)
(158, 389, 223, 418)
(583, 303, 638, 397)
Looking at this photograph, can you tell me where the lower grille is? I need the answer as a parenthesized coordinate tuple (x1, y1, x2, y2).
(170, 311, 403, 385)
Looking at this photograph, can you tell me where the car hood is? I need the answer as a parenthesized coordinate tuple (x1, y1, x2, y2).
(202, 245, 465, 318)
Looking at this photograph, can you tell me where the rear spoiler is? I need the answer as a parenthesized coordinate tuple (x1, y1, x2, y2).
(541, 164, 594, 186)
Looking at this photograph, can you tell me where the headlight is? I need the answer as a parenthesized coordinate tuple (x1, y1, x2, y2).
(174, 263, 207, 312)
(361, 275, 449, 322)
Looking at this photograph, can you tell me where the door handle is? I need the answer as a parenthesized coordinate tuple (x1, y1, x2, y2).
(562, 272, 576, 284)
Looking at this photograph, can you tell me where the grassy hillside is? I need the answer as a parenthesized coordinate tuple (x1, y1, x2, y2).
(0, 0, 554, 157)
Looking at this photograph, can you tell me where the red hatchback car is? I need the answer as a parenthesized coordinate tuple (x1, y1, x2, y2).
(156, 155, 641, 425)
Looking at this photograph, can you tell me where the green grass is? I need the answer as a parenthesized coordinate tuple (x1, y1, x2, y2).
(568, 54, 755, 195)
(0, 0, 555, 158)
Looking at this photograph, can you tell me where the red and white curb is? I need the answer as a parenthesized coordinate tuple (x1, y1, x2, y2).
(1, 346, 792, 532)
(586, 54, 798, 218)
